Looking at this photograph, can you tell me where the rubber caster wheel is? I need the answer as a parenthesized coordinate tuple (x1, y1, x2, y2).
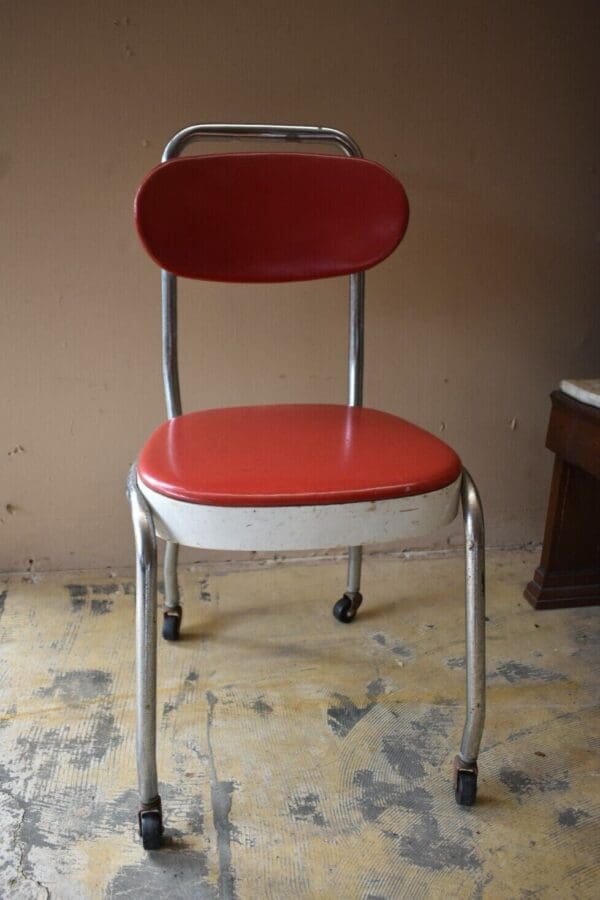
(455, 769, 477, 806)
(140, 810, 163, 850)
(162, 605, 182, 641)
(333, 592, 362, 623)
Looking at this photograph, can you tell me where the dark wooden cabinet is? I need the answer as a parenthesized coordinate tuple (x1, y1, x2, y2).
(524, 390, 600, 609)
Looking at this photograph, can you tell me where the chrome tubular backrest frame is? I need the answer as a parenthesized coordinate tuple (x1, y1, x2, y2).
(159, 123, 365, 419)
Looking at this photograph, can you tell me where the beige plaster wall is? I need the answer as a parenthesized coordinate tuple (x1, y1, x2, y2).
(1, 0, 598, 572)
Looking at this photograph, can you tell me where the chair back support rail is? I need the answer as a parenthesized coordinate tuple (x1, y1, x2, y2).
(156, 124, 366, 419)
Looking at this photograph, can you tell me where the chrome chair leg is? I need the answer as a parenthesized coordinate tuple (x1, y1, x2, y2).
(164, 541, 180, 608)
(127, 466, 163, 849)
(455, 468, 486, 806)
(162, 540, 182, 641)
(333, 544, 363, 622)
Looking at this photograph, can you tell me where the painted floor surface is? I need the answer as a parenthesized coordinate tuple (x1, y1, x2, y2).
(0, 550, 598, 899)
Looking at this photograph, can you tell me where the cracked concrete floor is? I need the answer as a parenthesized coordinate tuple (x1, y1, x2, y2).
(0, 549, 598, 898)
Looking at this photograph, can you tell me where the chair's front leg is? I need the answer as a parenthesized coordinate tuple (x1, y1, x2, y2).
(163, 540, 182, 641)
(455, 468, 486, 805)
(127, 465, 163, 849)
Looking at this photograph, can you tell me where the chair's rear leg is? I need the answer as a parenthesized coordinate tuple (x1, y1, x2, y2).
(162, 540, 182, 641)
(127, 466, 163, 849)
(455, 468, 486, 806)
(333, 545, 364, 622)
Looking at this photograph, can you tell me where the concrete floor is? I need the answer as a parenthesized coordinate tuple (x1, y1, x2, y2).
(0, 549, 598, 899)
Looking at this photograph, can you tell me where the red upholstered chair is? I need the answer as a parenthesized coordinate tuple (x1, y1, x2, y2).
(127, 124, 486, 850)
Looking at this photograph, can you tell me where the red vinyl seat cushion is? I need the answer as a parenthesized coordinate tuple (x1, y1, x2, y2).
(138, 405, 462, 507)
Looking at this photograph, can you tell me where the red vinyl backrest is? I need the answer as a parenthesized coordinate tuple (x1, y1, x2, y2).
(135, 153, 409, 282)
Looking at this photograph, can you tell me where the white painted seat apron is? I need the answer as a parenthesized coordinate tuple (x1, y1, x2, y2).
(138, 474, 462, 551)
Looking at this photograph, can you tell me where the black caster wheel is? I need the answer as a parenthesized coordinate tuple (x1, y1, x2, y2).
(333, 592, 363, 623)
(455, 769, 477, 806)
(139, 810, 163, 850)
(162, 605, 182, 641)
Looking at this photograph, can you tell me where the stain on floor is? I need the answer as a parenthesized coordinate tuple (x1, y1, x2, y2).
(0, 550, 598, 898)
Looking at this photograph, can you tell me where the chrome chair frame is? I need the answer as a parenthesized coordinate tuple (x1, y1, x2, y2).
(127, 123, 485, 848)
